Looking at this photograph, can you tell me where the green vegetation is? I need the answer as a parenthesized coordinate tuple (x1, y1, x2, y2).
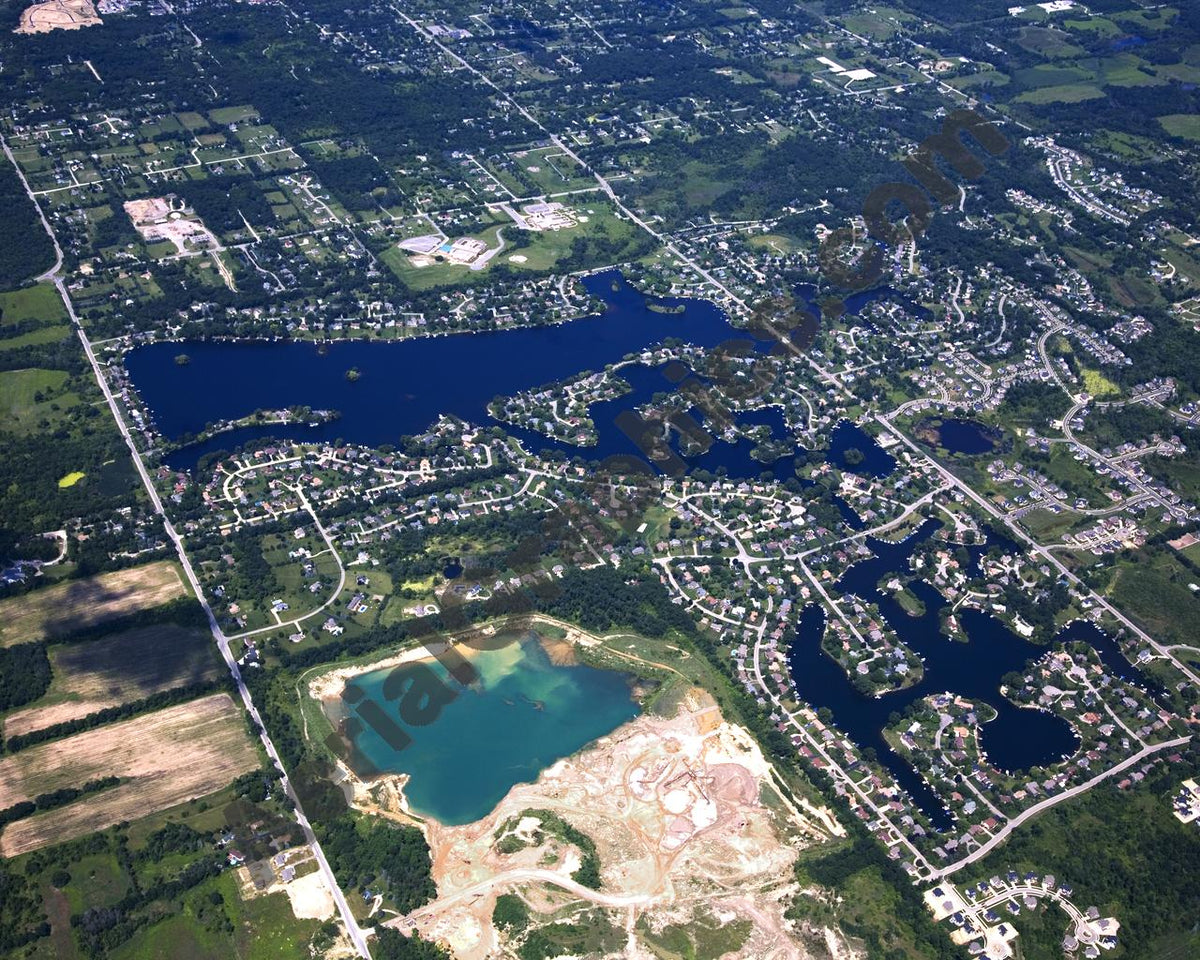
(372, 928, 452, 960)
(0, 368, 77, 434)
(637, 911, 753, 960)
(499, 809, 602, 888)
(789, 831, 956, 960)
(0, 641, 51, 711)
(1159, 113, 1200, 141)
(491, 893, 530, 932)
(969, 757, 1200, 957)
(1080, 368, 1119, 398)
(1107, 547, 1200, 648)
(0, 773, 326, 960)
(0, 157, 54, 289)
(315, 811, 436, 913)
(517, 916, 625, 960)
(0, 285, 66, 328)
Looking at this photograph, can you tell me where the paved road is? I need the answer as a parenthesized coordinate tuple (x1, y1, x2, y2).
(2, 135, 373, 959)
(392, 2, 750, 316)
(930, 735, 1190, 879)
(874, 416, 1200, 690)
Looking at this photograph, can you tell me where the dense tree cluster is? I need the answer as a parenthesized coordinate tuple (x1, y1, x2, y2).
(0, 865, 48, 952)
(307, 155, 401, 212)
(0, 641, 51, 710)
(227, 526, 279, 606)
(173, 175, 277, 237)
(373, 928, 452, 960)
(318, 815, 437, 913)
(0, 160, 55, 288)
(191, 7, 528, 163)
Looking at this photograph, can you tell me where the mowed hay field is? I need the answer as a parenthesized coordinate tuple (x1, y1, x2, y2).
(0, 693, 258, 856)
(0, 560, 188, 646)
(2, 624, 221, 738)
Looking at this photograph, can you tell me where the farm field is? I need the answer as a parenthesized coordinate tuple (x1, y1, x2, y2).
(0, 560, 188, 645)
(0, 693, 258, 856)
(2, 623, 221, 738)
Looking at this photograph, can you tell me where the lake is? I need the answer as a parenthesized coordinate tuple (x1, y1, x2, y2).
(786, 520, 1083, 830)
(336, 631, 640, 825)
(125, 271, 897, 477)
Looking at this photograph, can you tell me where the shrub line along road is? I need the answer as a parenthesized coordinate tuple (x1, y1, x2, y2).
(2, 134, 372, 959)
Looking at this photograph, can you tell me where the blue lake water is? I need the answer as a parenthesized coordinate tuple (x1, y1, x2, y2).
(126, 271, 897, 476)
(786, 520, 1085, 830)
(830, 420, 896, 476)
(338, 632, 640, 825)
(932, 418, 998, 455)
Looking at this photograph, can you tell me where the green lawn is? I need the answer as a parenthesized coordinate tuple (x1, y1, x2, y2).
(1020, 507, 1080, 542)
(1016, 26, 1086, 59)
(1016, 83, 1105, 104)
(208, 105, 260, 125)
(0, 324, 71, 351)
(1159, 114, 1200, 142)
(1063, 16, 1120, 37)
(0, 283, 66, 327)
(0, 367, 78, 433)
(1109, 551, 1200, 648)
(107, 914, 227, 960)
(64, 852, 132, 914)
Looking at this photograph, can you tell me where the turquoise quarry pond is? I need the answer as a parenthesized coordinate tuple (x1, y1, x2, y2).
(338, 632, 641, 825)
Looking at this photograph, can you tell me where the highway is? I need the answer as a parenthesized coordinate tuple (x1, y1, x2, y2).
(3, 134, 373, 959)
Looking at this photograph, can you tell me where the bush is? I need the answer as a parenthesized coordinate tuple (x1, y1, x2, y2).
(492, 893, 529, 932)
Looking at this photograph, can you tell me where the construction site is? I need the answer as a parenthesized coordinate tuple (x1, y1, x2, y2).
(123, 195, 237, 290)
(15, 0, 100, 34)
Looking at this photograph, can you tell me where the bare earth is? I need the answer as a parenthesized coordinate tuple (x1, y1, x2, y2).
(123, 197, 237, 290)
(15, 0, 99, 34)
(370, 687, 835, 960)
(0, 693, 258, 856)
(306, 631, 495, 702)
(286, 870, 337, 920)
(3, 624, 219, 738)
(0, 560, 188, 646)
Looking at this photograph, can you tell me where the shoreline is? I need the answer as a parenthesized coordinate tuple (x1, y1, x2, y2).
(305, 615, 613, 705)
(306, 632, 497, 704)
